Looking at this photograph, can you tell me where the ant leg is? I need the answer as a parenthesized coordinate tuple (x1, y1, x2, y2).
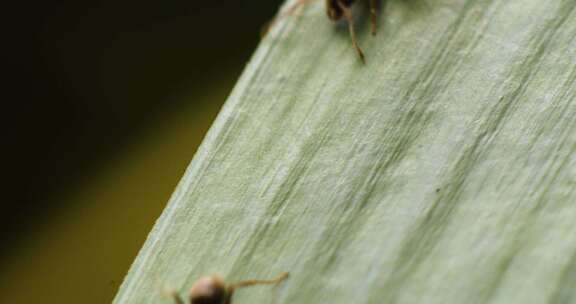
(229, 272, 289, 289)
(337, 0, 366, 63)
(284, 0, 316, 17)
(370, 0, 377, 35)
(262, 0, 316, 36)
(167, 290, 185, 304)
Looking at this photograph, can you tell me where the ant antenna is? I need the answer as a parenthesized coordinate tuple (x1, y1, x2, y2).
(262, 0, 316, 36)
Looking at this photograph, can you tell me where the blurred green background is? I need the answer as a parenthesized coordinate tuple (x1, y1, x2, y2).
(2, 0, 280, 302)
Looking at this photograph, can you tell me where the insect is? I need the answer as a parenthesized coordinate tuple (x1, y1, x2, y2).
(269, 0, 379, 62)
(168, 272, 289, 304)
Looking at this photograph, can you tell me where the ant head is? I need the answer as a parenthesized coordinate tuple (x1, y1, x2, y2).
(189, 276, 228, 304)
(326, 0, 355, 21)
(326, 0, 344, 20)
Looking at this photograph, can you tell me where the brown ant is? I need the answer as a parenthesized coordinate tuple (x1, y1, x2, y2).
(168, 272, 289, 304)
(269, 0, 379, 62)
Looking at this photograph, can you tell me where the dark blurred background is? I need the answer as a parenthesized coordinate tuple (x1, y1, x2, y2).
(1, 0, 280, 302)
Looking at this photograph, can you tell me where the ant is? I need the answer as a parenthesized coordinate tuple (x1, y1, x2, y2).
(168, 272, 289, 304)
(269, 0, 379, 62)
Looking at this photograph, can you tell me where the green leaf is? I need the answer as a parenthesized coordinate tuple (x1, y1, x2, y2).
(114, 0, 576, 303)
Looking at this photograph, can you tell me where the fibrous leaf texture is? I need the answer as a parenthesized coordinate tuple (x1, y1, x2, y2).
(114, 0, 576, 303)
